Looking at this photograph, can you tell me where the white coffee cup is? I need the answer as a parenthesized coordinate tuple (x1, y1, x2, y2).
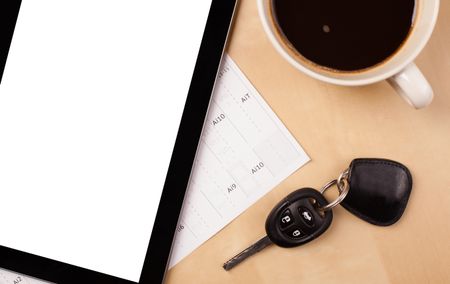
(257, 0, 440, 109)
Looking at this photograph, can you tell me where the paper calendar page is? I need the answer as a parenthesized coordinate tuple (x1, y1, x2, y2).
(0, 269, 51, 284)
(169, 54, 310, 268)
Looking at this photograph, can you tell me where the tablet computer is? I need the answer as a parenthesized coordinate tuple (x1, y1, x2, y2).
(0, 0, 236, 283)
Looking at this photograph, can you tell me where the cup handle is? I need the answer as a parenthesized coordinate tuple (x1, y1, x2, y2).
(387, 63, 434, 109)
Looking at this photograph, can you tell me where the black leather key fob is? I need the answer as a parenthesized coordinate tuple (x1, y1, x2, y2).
(341, 158, 413, 226)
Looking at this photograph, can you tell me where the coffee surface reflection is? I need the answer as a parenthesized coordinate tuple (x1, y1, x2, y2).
(272, 0, 415, 71)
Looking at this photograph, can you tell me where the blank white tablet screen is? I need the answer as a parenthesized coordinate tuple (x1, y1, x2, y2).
(0, 0, 212, 281)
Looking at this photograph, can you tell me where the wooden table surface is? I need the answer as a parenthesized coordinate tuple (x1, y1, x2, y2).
(166, 0, 450, 283)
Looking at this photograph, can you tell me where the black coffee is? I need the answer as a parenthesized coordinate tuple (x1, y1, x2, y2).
(272, 0, 415, 71)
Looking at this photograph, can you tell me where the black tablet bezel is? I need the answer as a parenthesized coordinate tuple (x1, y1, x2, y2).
(0, 0, 237, 283)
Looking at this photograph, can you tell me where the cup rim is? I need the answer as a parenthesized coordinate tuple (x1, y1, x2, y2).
(257, 0, 440, 86)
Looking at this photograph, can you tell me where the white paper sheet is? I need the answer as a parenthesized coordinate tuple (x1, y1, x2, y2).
(0, 269, 51, 284)
(169, 54, 310, 268)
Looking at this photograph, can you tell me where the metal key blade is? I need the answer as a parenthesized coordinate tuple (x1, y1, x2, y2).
(223, 236, 272, 271)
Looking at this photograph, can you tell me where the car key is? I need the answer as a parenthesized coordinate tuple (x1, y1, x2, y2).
(223, 158, 412, 271)
(223, 188, 333, 270)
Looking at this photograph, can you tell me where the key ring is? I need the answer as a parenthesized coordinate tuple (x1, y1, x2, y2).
(318, 168, 350, 211)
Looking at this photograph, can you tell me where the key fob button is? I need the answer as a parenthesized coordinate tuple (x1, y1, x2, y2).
(298, 206, 314, 227)
(266, 188, 332, 247)
(279, 209, 293, 229)
(286, 227, 305, 239)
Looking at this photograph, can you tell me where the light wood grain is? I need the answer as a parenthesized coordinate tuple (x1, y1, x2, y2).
(165, 0, 450, 283)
